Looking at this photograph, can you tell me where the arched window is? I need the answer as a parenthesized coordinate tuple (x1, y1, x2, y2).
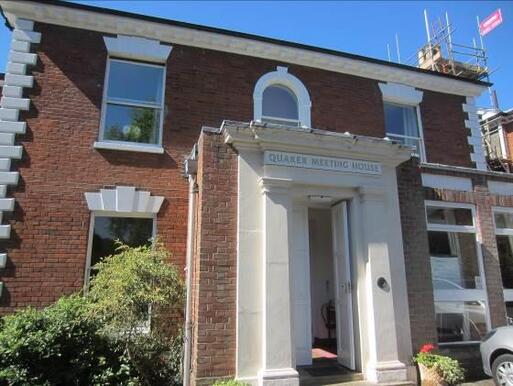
(262, 85, 299, 125)
(253, 66, 311, 128)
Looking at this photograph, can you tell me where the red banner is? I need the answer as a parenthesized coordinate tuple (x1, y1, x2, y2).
(480, 9, 503, 36)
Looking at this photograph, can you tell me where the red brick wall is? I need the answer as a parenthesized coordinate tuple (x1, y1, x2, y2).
(396, 159, 437, 352)
(0, 21, 468, 312)
(191, 130, 237, 384)
(420, 91, 472, 167)
(0, 21, 473, 311)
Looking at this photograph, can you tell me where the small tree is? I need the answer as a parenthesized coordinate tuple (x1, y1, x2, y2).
(86, 241, 185, 385)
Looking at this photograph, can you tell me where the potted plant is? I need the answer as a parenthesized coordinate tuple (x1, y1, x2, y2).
(413, 343, 465, 386)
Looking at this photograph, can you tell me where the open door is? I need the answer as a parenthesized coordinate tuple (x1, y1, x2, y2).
(331, 201, 355, 370)
(291, 206, 312, 366)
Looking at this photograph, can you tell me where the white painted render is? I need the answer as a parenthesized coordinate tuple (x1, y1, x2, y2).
(103, 34, 172, 63)
(0, 1, 487, 97)
(378, 82, 423, 106)
(84, 186, 164, 214)
(421, 173, 473, 192)
(224, 121, 413, 385)
(488, 180, 513, 196)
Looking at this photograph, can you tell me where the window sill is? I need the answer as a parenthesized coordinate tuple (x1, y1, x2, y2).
(94, 141, 164, 154)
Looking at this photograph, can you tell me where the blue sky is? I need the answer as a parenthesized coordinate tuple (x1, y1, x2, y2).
(0, 1, 512, 108)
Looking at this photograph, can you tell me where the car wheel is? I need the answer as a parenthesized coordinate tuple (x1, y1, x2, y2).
(493, 354, 513, 386)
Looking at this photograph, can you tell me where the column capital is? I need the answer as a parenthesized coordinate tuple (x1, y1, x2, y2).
(358, 186, 385, 202)
(259, 177, 292, 195)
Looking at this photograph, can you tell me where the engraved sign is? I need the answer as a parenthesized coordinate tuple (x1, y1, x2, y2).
(264, 151, 382, 175)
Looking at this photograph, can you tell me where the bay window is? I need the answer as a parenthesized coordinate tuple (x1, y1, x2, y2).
(97, 59, 165, 152)
(426, 202, 489, 343)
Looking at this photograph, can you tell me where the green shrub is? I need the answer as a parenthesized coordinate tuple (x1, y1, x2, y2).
(0, 295, 135, 386)
(86, 241, 184, 335)
(0, 241, 185, 386)
(86, 241, 185, 385)
(212, 380, 249, 386)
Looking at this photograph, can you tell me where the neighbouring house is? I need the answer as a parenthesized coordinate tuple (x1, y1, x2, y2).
(480, 107, 513, 172)
(1, 1, 513, 385)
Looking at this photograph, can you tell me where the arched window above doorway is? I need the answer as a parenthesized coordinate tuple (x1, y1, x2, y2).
(253, 66, 311, 128)
(262, 84, 299, 125)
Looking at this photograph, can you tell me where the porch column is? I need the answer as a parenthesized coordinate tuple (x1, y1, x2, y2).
(258, 177, 299, 386)
(359, 187, 408, 383)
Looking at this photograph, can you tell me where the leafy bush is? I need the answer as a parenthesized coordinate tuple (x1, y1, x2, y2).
(212, 380, 249, 386)
(0, 241, 185, 386)
(0, 295, 135, 386)
(86, 241, 184, 385)
(86, 241, 184, 335)
(414, 344, 465, 385)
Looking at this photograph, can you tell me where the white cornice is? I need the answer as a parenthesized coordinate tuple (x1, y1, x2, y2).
(222, 121, 413, 167)
(0, 1, 487, 97)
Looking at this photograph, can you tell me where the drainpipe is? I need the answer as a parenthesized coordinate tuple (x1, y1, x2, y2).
(183, 147, 198, 386)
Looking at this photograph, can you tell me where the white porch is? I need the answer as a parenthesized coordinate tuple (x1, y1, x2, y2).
(224, 121, 415, 385)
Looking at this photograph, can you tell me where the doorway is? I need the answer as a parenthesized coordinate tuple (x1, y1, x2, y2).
(292, 201, 356, 374)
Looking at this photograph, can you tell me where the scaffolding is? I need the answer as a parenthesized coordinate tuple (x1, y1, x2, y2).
(405, 11, 489, 82)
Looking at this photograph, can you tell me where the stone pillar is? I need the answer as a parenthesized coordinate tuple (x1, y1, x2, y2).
(359, 187, 408, 384)
(474, 184, 507, 327)
(258, 177, 299, 386)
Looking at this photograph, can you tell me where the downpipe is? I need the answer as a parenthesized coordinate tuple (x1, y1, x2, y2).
(183, 174, 197, 386)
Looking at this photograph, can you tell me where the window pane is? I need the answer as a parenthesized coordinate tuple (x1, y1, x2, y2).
(496, 235, 513, 289)
(429, 231, 481, 289)
(506, 302, 513, 322)
(495, 212, 513, 229)
(384, 103, 419, 137)
(104, 104, 160, 144)
(427, 207, 473, 226)
(90, 217, 153, 272)
(262, 85, 298, 121)
(107, 61, 164, 105)
(435, 301, 487, 343)
(386, 134, 420, 150)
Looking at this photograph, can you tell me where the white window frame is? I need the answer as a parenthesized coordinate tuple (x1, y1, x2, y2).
(379, 82, 426, 162)
(83, 211, 157, 289)
(492, 207, 513, 304)
(425, 200, 491, 344)
(253, 66, 311, 128)
(384, 101, 426, 162)
(95, 58, 166, 154)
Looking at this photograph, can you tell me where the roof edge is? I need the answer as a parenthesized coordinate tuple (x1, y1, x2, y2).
(0, 0, 491, 96)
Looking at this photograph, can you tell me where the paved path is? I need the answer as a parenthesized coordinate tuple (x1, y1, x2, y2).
(460, 379, 494, 386)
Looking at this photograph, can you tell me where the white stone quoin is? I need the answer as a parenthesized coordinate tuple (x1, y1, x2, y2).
(0, 17, 40, 252)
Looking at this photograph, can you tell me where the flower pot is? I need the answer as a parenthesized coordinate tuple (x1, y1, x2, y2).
(418, 363, 448, 386)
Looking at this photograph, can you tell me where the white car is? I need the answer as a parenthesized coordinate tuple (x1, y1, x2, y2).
(480, 326, 513, 386)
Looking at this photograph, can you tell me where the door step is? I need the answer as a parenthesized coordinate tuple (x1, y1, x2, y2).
(300, 379, 414, 386)
(299, 372, 364, 386)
